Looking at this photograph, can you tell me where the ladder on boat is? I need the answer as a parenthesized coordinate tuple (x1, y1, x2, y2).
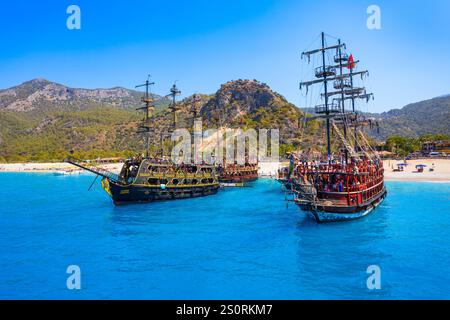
(294, 180, 319, 211)
(64, 157, 125, 184)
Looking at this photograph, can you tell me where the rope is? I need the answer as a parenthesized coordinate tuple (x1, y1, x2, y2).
(331, 120, 360, 160)
(358, 130, 381, 161)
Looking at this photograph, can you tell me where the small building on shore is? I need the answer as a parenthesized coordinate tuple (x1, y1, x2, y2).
(94, 157, 126, 164)
(422, 140, 450, 156)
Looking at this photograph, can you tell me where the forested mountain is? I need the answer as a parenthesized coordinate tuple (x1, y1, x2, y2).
(0, 78, 448, 162)
(367, 96, 450, 139)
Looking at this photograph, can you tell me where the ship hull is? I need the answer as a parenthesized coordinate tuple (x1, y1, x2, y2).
(218, 164, 259, 184)
(296, 188, 387, 223)
(102, 178, 219, 205)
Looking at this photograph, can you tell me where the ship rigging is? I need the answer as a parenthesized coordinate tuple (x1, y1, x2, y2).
(283, 32, 387, 222)
(66, 77, 220, 204)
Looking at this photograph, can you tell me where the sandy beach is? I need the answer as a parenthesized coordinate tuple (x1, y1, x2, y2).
(383, 158, 450, 182)
(1, 159, 450, 182)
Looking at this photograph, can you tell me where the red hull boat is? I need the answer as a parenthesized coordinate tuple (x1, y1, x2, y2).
(290, 32, 386, 222)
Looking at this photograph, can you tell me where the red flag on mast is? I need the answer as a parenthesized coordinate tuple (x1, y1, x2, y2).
(347, 54, 356, 69)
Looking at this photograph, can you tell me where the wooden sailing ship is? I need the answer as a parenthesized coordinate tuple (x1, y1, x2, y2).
(212, 110, 259, 184)
(218, 162, 258, 183)
(66, 77, 219, 205)
(289, 33, 387, 222)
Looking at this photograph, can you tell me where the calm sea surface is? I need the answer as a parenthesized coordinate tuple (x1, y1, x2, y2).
(0, 173, 449, 299)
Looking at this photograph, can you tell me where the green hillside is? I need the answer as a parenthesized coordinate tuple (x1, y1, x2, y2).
(0, 79, 324, 162)
(0, 78, 449, 163)
(0, 107, 142, 162)
(368, 96, 450, 139)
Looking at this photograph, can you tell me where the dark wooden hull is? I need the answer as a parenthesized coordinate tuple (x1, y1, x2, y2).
(295, 188, 387, 223)
(218, 164, 258, 183)
(102, 178, 219, 205)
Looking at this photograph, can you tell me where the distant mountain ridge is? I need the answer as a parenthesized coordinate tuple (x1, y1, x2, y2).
(0, 78, 316, 162)
(302, 95, 450, 140)
(367, 95, 450, 139)
(0, 78, 448, 162)
(0, 78, 169, 113)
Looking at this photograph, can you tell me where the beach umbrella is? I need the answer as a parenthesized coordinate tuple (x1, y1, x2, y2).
(397, 163, 407, 166)
(415, 164, 427, 168)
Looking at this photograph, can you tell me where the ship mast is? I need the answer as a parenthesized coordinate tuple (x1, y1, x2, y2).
(321, 32, 332, 162)
(190, 94, 202, 121)
(300, 32, 345, 163)
(191, 94, 202, 164)
(336, 38, 348, 164)
(214, 106, 223, 166)
(169, 82, 181, 130)
(135, 75, 155, 159)
(162, 82, 181, 158)
(300, 33, 374, 163)
(349, 62, 357, 152)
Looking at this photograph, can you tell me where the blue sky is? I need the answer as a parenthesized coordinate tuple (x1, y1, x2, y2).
(0, 0, 449, 112)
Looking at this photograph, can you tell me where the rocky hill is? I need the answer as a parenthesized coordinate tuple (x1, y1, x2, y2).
(0, 78, 448, 162)
(0, 79, 322, 162)
(152, 80, 309, 144)
(0, 79, 169, 162)
(0, 78, 169, 113)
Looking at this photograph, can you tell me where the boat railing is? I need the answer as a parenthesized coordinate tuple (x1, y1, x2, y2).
(315, 102, 340, 114)
(344, 87, 365, 96)
(333, 79, 352, 90)
(334, 53, 349, 63)
(315, 66, 336, 78)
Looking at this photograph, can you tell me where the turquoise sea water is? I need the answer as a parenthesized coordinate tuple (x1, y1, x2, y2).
(0, 172, 449, 299)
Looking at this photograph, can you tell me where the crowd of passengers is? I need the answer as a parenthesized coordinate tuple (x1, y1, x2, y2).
(120, 156, 216, 178)
(147, 163, 214, 174)
(279, 154, 384, 193)
(306, 159, 384, 193)
(296, 158, 383, 175)
(217, 163, 258, 174)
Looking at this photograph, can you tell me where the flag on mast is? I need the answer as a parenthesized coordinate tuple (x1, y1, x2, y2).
(347, 54, 356, 69)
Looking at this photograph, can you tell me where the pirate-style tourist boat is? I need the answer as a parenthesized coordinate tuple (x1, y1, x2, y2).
(217, 162, 258, 183)
(211, 108, 259, 184)
(66, 78, 219, 205)
(289, 33, 387, 222)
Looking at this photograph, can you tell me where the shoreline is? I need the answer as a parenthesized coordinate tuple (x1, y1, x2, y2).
(384, 178, 450, 183)
(0, 162, 122, 174)
(1, 159, 450, 183)
(1, 170, 448, 183)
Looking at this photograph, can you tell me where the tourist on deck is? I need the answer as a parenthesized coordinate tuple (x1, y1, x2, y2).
(338, 180, 343, 192)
